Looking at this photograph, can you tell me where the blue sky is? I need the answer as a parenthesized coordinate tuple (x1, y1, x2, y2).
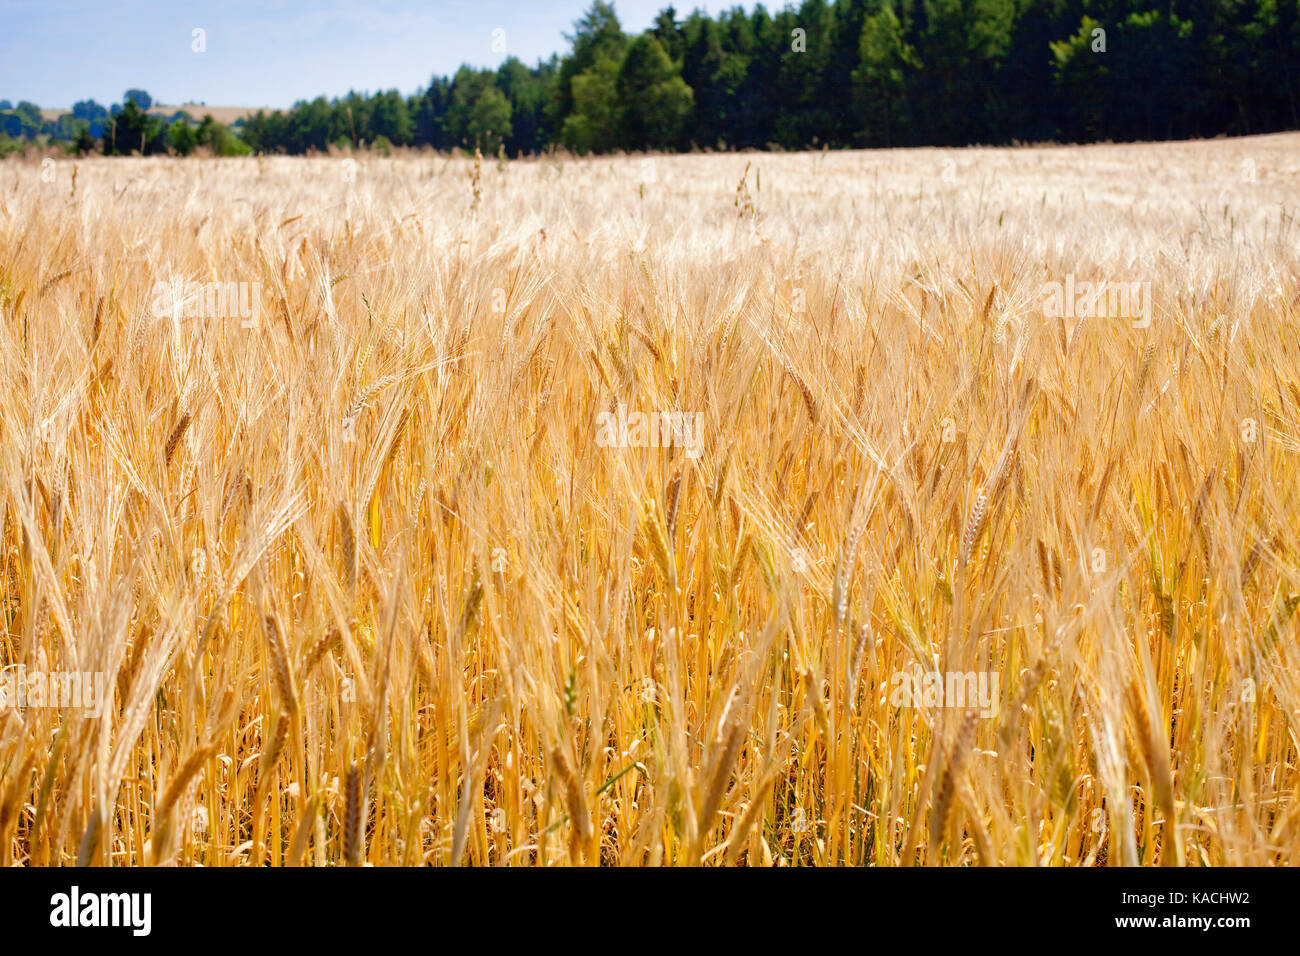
(0, 0, 740, 109)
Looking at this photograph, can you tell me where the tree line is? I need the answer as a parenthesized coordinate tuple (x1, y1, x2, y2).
(7, 1, 1300, 157)
(245, 0, 1300, 154)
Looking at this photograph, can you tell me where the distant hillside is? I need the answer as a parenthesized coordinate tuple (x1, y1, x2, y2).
(39, 104, 259, 125)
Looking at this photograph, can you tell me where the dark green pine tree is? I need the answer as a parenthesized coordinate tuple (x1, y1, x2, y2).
(616, 34, 694, 150)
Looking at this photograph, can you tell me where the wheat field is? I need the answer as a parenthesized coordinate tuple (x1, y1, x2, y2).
(1, 134, 1299, 866)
